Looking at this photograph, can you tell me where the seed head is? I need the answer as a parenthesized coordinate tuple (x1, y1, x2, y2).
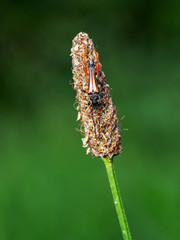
(71, 32, 122, 159)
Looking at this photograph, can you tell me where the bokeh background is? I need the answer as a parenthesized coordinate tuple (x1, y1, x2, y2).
(0, 0, 180, 239)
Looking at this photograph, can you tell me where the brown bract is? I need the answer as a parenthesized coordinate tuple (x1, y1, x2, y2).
(71, 32, 122, 158)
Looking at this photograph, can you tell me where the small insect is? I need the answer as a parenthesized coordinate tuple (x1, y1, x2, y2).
(83, 48, 100, 108)
(83, 48, 102, 139)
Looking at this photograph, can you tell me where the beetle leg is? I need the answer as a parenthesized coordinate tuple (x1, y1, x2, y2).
(98, 109, 101, 139)
(96, 62, 99, 80)
(83, 64, 88, 80)
(94, 51, 99, 80)
(83, 48, 88, 80)
(90, 107, 97, 139)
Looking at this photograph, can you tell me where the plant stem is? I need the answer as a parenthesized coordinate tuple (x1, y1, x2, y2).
(102, 157, 132, 240)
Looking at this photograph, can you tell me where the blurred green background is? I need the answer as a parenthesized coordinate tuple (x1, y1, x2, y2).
(0, 0, 180, 239)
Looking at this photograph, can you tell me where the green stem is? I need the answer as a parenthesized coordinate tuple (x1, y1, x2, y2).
(102, 157, 132, 240)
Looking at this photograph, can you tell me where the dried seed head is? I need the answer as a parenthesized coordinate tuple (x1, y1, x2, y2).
(71, 32, 123, 158)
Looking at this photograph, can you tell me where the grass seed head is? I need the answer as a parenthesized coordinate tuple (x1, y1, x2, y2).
(71, 32, 123, 158)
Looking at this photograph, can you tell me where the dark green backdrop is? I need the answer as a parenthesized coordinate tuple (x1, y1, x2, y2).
(0, 0, 180, 239)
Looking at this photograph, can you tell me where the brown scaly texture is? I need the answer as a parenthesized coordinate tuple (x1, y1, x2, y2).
(71, 32, 122, 158)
